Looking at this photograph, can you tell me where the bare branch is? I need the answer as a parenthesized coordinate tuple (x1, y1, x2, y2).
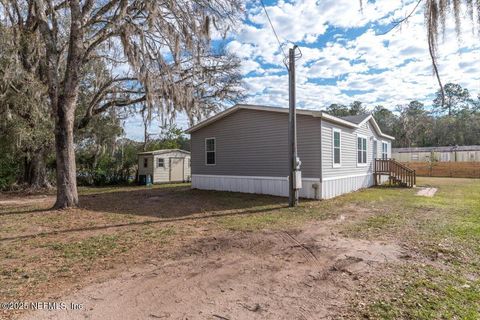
(378, 0, 424, 36)
(78, 94, 146, 129)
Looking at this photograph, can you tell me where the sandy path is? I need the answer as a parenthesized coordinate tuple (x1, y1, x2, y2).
(0, 195, 54, 207)
(21, 216, 404, 320)
(415, 187, 438, 197)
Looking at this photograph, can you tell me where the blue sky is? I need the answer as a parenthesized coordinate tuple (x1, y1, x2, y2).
(124, 0, 480, 141)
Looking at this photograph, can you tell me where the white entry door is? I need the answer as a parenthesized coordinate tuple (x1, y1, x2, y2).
(169, 158, 184, 182)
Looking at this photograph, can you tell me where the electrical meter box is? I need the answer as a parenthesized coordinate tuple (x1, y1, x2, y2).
(294, 170, 302, 189)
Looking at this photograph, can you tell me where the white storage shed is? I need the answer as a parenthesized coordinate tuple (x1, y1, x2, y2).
(137, 149, 191, 184)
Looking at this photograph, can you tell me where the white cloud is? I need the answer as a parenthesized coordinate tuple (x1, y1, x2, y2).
(230, 0, 479, 113)
(240, 59, 264, 75)
(126, 1, 480, 139)
(123, 112, 191, 142)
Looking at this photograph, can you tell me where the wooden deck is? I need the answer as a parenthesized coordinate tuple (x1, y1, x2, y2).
(374, 159, 416, 188)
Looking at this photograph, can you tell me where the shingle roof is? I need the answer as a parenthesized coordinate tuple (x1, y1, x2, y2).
(339, 114, 371, 125)
(393, 146, 480, 153)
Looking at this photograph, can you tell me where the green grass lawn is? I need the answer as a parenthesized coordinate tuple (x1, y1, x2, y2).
(1, 178, 479, 319)
(340, 178, 480, 319)
(78, 182, 191, 195)
(210, 177, 480, 319)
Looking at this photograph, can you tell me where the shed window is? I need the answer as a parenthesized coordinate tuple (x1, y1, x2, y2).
(332, 129, 341, 167)
(357, 136, 367, 164)
(143, 158, 148, 168)
(382, 142, 388, 160)
(205, 138, 215, 165)
(157, 158, 164, 168)
(411, 153, 419, 161)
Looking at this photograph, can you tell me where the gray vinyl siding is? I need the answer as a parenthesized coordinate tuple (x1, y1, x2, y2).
(191, 109, 321, 178)
(321, 119, 392, 179)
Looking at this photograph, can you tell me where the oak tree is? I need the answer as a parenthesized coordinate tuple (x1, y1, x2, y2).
(0, 0, 242, 208)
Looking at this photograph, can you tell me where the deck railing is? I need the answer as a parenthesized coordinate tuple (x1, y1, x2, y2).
(374, 158, 416, 188)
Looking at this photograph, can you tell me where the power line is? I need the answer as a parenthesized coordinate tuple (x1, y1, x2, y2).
(257, 2, 302, 206)
(259, 0, 288, 64)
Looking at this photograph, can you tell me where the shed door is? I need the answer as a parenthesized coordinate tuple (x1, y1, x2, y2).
(169, 158, 184, 182)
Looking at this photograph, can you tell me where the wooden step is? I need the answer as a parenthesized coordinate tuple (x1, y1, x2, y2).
(375, 158, 416, 188)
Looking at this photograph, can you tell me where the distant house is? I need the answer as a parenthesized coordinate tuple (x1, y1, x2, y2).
(186, 104, 397, 199)
(137, 149, 191, 184)
(393, 145, 480, 162)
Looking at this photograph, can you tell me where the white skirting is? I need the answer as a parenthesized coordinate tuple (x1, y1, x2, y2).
(192, 173, 379, 200)
(321, 173, 375, 199)
(192, 174, 321, 199)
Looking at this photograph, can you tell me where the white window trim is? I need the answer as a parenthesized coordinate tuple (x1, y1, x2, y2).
(381, 140, 388, 160)
(357, 134, 368, 167)
(332, 128, 342, 168)
(157, 158, 165, 168)
(205, 137, 216, 166)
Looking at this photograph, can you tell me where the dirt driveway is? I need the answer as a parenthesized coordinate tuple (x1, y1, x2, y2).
(19, 211, 403, 320)
(3, 178, 479, 319)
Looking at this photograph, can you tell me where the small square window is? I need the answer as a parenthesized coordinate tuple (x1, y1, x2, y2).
(157, 158, 164, 168)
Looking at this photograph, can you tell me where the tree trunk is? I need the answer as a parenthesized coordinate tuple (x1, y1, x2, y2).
(24, 150, 52, 189)
(53, 98, 78, 209)
(52, 0, 83, 209)
(143, 117, 148, 151)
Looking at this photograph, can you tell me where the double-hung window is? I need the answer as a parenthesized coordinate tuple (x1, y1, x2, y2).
(382, 142, 388, 160)
(357, 135, 367, 165)
(143, 158, 148, 168)
(157, 158, 164, 168)
(332, 128, 341, 167)
(205, 138, 216, 165)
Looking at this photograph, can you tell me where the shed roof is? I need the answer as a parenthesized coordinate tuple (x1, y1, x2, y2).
(393, 146, 480, 153)
(186, 104, 394, 140)
(137, 149, 190, 156)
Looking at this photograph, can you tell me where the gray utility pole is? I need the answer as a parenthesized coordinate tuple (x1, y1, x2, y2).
(288, 45, 301, 207)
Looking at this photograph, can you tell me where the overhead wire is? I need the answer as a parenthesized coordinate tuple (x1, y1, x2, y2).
(259, 0, 289, 67)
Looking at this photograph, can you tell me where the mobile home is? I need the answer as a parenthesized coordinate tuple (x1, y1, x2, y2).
(186, 104, 400, 199)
